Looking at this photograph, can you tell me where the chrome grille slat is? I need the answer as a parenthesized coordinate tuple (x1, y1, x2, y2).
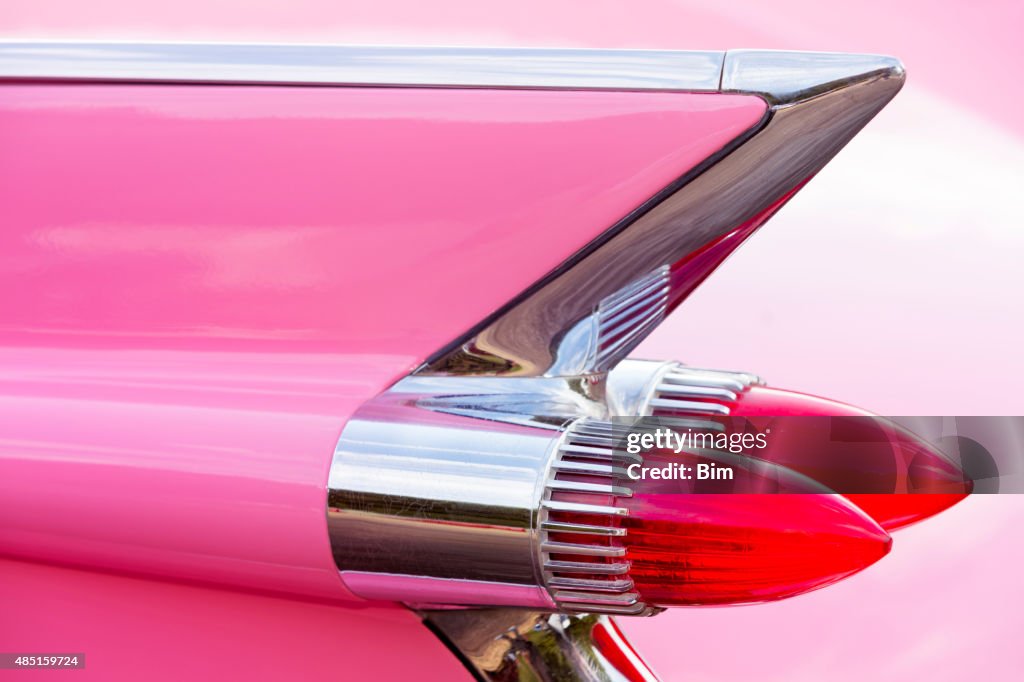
(551, 461, 629, 477)
(548, 577, 634, 592)
(655, 383, 738, 401)
(649, 398, 731, 415)
(544, 560, 630, 575)
(599, 284, 670, 327)
(540, 418, 650, 614)
(546, 479, 633, 497)
(540, 521, 627, 536)
(541, 500, 627, 516)
(554, 591, 640, 605)
(541, 542, 626, 557)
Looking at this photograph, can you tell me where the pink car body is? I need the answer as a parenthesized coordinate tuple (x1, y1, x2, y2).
(0, 82, 763, 598)
(2, 2, 1023, 681)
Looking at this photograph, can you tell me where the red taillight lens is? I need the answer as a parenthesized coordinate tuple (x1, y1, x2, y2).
(617, 454, 891, 606)
(621, 494, 891, 607)
(731, 387, 972, 530)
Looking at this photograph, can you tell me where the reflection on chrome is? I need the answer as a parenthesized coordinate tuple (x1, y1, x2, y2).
(424, 608, 660, 682)
(421, 51, 904, 376)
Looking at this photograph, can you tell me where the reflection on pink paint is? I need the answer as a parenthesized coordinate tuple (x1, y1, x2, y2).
(0, 557, 472, 681)
(0, 348, 404, 601)
(0, 84, 763, 365)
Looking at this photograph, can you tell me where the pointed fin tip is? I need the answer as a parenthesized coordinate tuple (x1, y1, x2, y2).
(722, 50, 905, 106)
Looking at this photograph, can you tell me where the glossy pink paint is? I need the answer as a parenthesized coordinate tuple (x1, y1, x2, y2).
(0, 556, 473, 681)
(0, 84, 765, 362)
(0, 85, 765, 610)
(0, 349, 397, 602)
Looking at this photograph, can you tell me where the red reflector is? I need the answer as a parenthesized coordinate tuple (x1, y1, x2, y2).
(732, 387, 971, 530)
(590, 618, 659, 681)
(620, 491, 891, 607)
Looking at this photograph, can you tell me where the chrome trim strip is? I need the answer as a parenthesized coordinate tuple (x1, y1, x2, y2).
(0, 41, 724, 90)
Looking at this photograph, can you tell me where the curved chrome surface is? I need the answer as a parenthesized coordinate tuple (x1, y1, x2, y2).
(425, 608, 660, 682)
(327, 391, 565, 608)
(0, 42, 724, 90)
(421, 51, 905, 376)
(605, 359, 676, 416)
(722, 49, 905, 105)
(609, 359, 761, 417)
(391, 374, 608, 427)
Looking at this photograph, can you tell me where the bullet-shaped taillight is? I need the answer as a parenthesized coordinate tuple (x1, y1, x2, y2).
(731, 387, 972, 530)
(610, 361, 972, 531)
(543, 437, 892, 609)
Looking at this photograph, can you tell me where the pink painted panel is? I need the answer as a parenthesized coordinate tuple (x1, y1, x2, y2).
(0, 557, 472, 681)
(0, 348, 405, 602)
(0, 85, 764, 603)
(0, 85, 765, 365)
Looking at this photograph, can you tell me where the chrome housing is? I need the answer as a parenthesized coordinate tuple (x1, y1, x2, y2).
(327, 360, 762, 614)
(327, 393, 565, 609)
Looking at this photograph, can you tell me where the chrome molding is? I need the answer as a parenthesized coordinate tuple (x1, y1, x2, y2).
(425, 609, 660, 681)
(0, 42, 723, 90)
(421, 51, 904, 376)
